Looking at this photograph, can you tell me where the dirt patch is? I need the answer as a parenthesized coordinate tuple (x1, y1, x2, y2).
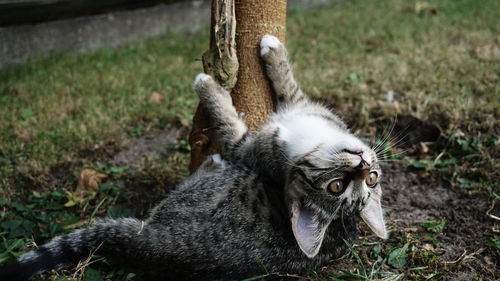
(45, 161, 82, 190)
(78, 141, 121, 162)
(391, 115, 442, 147)
(382, 163, 498, 279)
(112, 126, 189, 169)
(16, 161, 83, 191)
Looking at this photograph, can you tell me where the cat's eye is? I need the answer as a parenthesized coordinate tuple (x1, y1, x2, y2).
(365, 171, 379, 187)
(327, 179, 345, 195)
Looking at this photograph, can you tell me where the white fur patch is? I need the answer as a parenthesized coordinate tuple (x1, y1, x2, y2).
(211, 154, 222, 163)
(361, 151, 373, 166)
(211, 154, 228, 168)
(277, 115, 366, 159)
(260, 34, 281, 56)
(194, 73, 211, 85)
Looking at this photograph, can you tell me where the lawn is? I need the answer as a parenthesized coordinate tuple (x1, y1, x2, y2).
(0, 0, 498, 280)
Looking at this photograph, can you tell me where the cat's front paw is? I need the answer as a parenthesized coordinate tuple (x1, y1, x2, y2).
(193, 73, 217, 93)
(193, 72, 232, 105)
(260, 34, 283, 56)
(193, 73, 216, 100)
(194, 73, 213, 87)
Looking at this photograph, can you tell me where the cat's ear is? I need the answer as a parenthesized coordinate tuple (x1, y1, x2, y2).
(291, 204, 330, 258)
(360, 196, 388, 239)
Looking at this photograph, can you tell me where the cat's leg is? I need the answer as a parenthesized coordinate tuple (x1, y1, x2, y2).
(192, 154, 228, 179)
(193, 74, 248, 157)
(260, 35, 307, 107)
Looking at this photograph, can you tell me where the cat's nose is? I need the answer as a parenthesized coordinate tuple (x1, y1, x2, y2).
(343, 149, 363, 156)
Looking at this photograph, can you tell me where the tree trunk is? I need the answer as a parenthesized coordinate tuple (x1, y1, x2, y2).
(189, 0, 287, 172)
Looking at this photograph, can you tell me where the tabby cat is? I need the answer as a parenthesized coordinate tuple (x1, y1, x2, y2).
(0, 35, 387, 281)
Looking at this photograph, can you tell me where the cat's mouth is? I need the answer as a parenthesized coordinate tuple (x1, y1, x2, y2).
(341, 148, 373, 172)
(350, 161, 371, 180)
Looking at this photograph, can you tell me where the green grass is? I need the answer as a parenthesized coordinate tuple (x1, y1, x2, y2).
(289, 0, 499, 127)
(0, 0, 498, 280)
(0, 32, 205, 196)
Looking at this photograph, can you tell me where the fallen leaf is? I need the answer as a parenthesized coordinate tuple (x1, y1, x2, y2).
(77, 169, 107, 192)
(388, 243, 409, 269)
(149, 91, 165, 103)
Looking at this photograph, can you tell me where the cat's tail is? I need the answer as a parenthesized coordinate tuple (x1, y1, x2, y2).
(0, 217, 148, 281)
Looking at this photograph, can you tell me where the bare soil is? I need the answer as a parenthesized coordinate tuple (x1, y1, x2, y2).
(382, 163, 498, 280)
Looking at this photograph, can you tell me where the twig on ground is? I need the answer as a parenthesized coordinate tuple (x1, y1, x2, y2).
(486, 200, 500, 221)
(71, 242, 104, 280)
(276, 273, 315, 280)
(442, 249, 467, 265)
(442, 248, 484, 266)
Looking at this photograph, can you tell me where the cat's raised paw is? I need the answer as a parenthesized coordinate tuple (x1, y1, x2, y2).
(194, 73, 212, 86)
(260, 35, 282, 56)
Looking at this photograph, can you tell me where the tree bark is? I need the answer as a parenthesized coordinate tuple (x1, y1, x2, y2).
(231, 0, 287, 129)
(189, 0, 287, 172)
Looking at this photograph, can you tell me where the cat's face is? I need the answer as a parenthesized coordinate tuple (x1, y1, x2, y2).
(277, 114, 387, 258)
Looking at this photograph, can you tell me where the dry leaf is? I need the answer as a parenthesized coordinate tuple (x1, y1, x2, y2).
(65, 169, 105, 207)
(149, 91, 165, 103)
(77, 168, 107, 192)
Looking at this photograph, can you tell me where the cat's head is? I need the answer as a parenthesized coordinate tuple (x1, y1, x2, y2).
(276, 113, 387, 258)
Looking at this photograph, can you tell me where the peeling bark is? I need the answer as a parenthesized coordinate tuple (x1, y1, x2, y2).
(189, 0, 238, 172)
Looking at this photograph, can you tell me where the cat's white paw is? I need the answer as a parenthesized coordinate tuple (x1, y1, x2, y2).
(260, 35, 282, 56)
(194, 73, 212, 86)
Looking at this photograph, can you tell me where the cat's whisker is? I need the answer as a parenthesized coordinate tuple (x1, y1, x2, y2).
(376, 159, 403, 163)
(315, 154, 341, 165)
(375, 134, 411, 161)
(372, 117, 398, 153)
(373, 117, 415, 159)
(383, 132, 410, 151)
(380, 120, 413, 152)
(378, 147, 412, 159)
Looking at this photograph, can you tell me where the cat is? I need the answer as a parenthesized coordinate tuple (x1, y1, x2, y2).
(0, 35, 387, 281)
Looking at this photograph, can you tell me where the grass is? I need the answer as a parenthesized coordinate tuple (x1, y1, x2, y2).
(0, 0, 498, 280)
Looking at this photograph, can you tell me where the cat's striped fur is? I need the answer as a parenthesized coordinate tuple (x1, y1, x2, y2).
(0, 35, 387, 281)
